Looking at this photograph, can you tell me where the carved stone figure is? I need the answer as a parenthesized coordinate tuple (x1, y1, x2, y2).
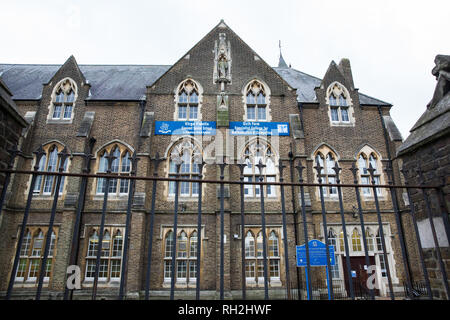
(214, 33, 231, 83)
(427, 54, 450, 109)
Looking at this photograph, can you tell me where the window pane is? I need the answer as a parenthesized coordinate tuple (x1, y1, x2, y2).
(247, 106, 256, 120)
(189, 106, 198, 120)
(55, 92, 64, 103)
(269, 260, 280, 277)
(245, 261, 255, 278)
(339, 95, 347, 106)
(341, 107, 349, 122)
(257, 93, 265, 104)
(245, 232, 255, 257)
(189, 92, 198, 103)
(178, 232, 187, 258)
(178, 106, 187, 119)
(331, 107, 339, 121)
(329, 95, 337, 106)
(257, 106, 266, 120)
(110, 260, 121, 279)
(66, 91, 75, 103)
(189, 261, 197, 280)
(177, 261, 187, 279)
(63, 105, 72, 119)
(165, 231, 174, 258)
(53, 105, 62, 118)
(246, 93, 256, 104)
(179, 92, 188, 103)
(34, 155, 46, 193)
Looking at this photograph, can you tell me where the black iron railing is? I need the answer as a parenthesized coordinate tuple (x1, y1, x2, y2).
(0, 145, 449, 301)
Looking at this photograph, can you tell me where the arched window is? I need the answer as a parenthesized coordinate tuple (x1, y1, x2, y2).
(163, 228, 199, 284)
(244, 227, 281, 285)
(84, 227, 124, 282)
(351, 228, 362, 252)
(365, 228, 374, 252)
(245, 231, 255, 257)
(15, 227, 58, 284)
(95, 144, 133, 196)
(357, 148, 383, 197)
(245, 80, 269, 121)
(168, 139, 202, 197)
(242, 140, 277, 198)
(314, 147, 338, 197)
(176, 79, 201, 121)
(50, 78, 77, 121)
(33, 144, 70, 196)
(326, 82, 352, 124)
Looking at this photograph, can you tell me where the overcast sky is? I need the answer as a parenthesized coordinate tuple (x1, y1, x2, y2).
(1, 0, 449, 140)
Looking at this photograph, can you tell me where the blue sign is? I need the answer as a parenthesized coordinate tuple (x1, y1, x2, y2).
(155, 121, 216, 135)
(229, 121, 290, 136)
(296, 239, 335, 267)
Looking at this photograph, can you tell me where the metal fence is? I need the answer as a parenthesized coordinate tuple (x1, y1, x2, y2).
(0, 144, 449, 300)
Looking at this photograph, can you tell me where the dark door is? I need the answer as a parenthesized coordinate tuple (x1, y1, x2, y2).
(342, 256, 379, 297)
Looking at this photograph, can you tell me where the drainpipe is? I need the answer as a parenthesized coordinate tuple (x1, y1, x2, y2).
(377, 105, 413, 283)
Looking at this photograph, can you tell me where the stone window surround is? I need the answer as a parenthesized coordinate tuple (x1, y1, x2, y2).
(242, 79, 272, 122)
(81, 226, 125, 287)
(46, 77, 78, 124)
(356, 145, 387, 200)
(13, 225, 59, 287)
(172, 78, 203, 121)
(91, 140, 135, 201)
(26, 142, 71, 199)
(325, 81, 355, 127)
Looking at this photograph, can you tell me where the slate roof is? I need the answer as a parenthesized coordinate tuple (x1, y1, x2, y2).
(397, 92, 450, 155)
(273, 66, 391, 106)
(0, 64, 170, 100)
(0, 63, 391, 105)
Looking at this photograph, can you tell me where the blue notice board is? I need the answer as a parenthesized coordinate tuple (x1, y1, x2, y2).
(155, 121, 216, 135)
(296, 239, 335, 267)
(229, 121, 289, 136)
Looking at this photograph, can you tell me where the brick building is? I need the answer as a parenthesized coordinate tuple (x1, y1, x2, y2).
(0, 21, 419, 299)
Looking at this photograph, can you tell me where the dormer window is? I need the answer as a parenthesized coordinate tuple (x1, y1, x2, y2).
(326, 82, 353, 125)
(48, 78, 77, 123)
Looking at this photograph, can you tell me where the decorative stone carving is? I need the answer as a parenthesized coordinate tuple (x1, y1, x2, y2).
(216, 93, 229, 127)
(214, 33, 231, 83)
(427, 54, 450, 109)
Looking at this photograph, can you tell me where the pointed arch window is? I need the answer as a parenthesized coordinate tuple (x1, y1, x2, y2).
(357, 150, 383, 197)
(33, 144, 70, 196)
(163, 227, 199, 284)
(327, 82, 352, 124)
(351, 228, 362, 252)
(244, 227, 281, 285)
(84, 227, 124, 282)
(50, 78, 77, 121)
(176, 79, 200, 120)
(242, 140, 277, 198)
(365, 228, 374, 252)
(314, 148, 338, 197)
(168, 139, 202, 198)
(245, 80, 268, 121)
(95, 144, 133, 196)
(15, 227, 58, 284)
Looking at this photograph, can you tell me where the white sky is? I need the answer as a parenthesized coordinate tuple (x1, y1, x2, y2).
(1, 0, 449, 140)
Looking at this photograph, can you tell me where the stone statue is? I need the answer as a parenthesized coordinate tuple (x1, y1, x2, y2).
(214, 33, 231, 83)
(218, 55, 228, 79)
(427, 54, 450, 109)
